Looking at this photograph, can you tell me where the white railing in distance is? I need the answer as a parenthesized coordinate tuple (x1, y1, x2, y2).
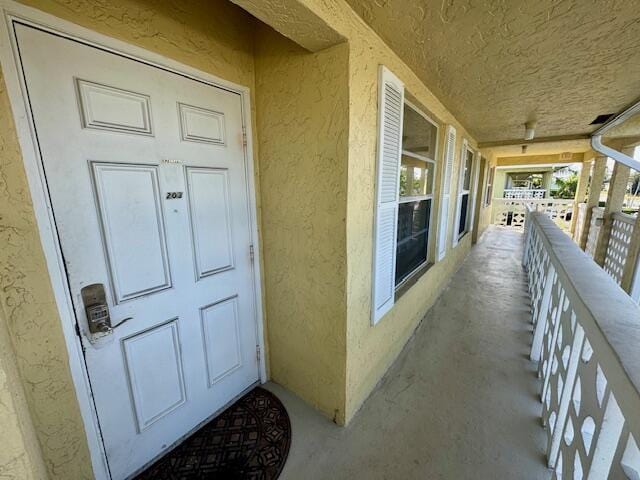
(494, 198, 573, 231)
(524, 210, 640, 479)
(603, 212, 636, 285)
(504, 188, 546, 199)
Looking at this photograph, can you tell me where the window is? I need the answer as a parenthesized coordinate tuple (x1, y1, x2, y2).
(371, 66, 442, 324)
(454, 143, 476, 242)
(485, 165, 495, 206)
(395, 103, 438, 285)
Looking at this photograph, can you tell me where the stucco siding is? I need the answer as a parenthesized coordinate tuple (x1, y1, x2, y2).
(254, 24, 350, 424)
(0, 0, 485, 476)
(246, 0, 480, 422)
(0, 307, 47, 480)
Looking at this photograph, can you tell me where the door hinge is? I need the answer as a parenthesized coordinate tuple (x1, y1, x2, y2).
(74, 322, 82, 338)
(242, 127, 248, 148)
(249, 244, 255, 263)
(256, 344, 261, 363)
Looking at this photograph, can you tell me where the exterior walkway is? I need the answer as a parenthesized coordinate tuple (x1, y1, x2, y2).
(267, 227, 551, 479)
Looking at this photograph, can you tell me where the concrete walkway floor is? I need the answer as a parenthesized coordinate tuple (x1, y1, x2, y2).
(266, 227, 551, 480)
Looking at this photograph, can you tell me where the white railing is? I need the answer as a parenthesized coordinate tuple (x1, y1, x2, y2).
(504, 188, 546, 199)
(603, 212, 636, 285)
(524, 211, 640, 479)
(493, 198, 573, 231)
(585, 207, 604, 258)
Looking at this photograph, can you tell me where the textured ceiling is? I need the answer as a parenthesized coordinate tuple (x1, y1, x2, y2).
(344, 0, 640, 143)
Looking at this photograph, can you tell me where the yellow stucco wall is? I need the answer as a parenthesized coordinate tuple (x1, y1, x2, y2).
(0, 0, 485, 476)
(254, 24, 350, 424)
(264, 0, 479, 422)
(0, 306, 48, 480)
(0, 1, 259, 478)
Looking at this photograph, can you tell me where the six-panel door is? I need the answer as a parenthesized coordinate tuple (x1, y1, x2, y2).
(16, 23, 259, 480)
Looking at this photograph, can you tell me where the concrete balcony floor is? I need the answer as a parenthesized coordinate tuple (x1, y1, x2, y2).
(267, 227, 552, 479)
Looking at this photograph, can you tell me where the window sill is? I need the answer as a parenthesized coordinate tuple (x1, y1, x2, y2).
(456, 231, 470, 245)
(394, 261, 434, 301)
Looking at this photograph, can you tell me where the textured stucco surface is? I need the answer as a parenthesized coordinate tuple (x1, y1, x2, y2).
(230, 0, 345, 52)
(254, 24, 349, 424)
(0, 1, 259, 478)
(234, 0, 480, 424)
(259, 0, 480, 422)
(0, 306, 47, 480)
(1, 0, 486, 476)
(344, 0, 640, 143)
(481, 138, 591, 158)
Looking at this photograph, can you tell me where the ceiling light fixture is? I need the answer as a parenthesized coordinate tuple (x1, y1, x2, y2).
(524, 120, 537, 141)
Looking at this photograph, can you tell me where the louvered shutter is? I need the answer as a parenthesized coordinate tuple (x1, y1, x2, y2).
(371, 66, 404, 325)
(452, 138, 469, 248)
(437, 125, 456, 261)
(467, 150, 481, 233)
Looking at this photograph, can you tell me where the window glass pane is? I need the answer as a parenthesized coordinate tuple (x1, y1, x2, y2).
(458, 193, 469, 235)
(403, 105, 437, 159)
(396, 199, 431, 283)
(400, 155, 434, 197)
(462, 150, 473, 190)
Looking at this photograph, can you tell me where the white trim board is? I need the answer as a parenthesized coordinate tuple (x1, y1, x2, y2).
(0, 3, 267, 479)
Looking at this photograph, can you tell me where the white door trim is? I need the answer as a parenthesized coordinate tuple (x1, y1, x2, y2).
(0, 3, 267, 479)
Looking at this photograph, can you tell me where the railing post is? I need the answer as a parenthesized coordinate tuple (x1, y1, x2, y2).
(570, 158, 590, 236)
(621, 213, 640, 294)
(579, 156, 607, 251)
(594, 160, 631, 266)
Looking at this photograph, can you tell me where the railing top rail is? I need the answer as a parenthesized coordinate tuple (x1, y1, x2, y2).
(529, 212, 640, 428)
(612, 211, 638, 224)
(494, 198, 574, 204)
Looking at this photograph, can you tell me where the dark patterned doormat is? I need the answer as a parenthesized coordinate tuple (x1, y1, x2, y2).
(135, 387, 291, 480)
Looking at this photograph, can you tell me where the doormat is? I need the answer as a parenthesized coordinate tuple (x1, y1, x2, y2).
(135, 387, 291, 480)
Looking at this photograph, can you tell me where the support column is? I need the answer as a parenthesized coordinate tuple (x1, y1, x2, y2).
(594, 160, 631, 266)
(570, 157, 591, 235)
(579, 156, 607, 251)
(541, 171, 553, 197)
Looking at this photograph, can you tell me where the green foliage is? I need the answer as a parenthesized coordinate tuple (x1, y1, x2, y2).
(553, 174, 578, 199)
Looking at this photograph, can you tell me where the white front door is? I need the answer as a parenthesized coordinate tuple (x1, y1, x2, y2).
(15, 23, 260, 479)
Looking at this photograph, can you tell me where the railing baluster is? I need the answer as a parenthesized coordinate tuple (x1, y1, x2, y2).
(523, 209, 640, 479)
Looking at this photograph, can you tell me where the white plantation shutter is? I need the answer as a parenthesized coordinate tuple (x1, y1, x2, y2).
(452, 138, 469, 248)
(467, 150, 481, 232)
(371, 66, 404, 325)
(437, 125, 456, 261)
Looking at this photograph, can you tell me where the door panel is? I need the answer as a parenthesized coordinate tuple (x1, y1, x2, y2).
(77, 79, 154, 135)
(185, 167, 235, 278)
(179, 103, 226, 145)
(91, 163, 172, 302)
(200, 296, 243, 387)
(122, 320, 186, 431)
(15, 23, 259, 480)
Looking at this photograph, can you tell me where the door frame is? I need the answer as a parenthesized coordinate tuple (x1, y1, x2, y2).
(0, 2, 267, 479)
